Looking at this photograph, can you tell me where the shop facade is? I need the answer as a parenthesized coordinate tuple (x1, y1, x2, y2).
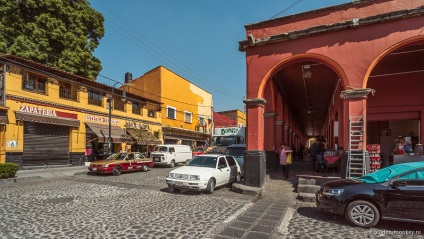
(0, 55, 162, 168)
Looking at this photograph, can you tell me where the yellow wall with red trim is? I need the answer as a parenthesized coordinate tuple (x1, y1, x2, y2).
(0, 70, 162, 164)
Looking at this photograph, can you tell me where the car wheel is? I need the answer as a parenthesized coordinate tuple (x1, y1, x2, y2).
(112, 166, 122, 176)
(206, 178, 215, 194)
(141, 164, 148, 172)
(345, 200, 380, 228)
(169, 160, 175, 168)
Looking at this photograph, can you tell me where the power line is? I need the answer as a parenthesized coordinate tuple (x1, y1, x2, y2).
(1, 56, 215, 120)
(93, 0, 243, 100)
(270, 0, 303, 19)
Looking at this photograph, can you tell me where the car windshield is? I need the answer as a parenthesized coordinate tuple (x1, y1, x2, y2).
(154, 146, 168, 152)
(213, 136, 235, 146)
(225, 147, 246, 156)
(187, 156, 217, 168)
(107, 153, 127, 160)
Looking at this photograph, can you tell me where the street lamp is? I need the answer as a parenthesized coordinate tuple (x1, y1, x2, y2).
(108, 82, 127, 155)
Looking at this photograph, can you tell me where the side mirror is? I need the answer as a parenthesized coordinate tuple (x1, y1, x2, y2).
(391, 180, 407, 188)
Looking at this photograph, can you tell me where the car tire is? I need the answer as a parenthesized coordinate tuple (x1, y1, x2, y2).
(112, 166, 122, 176)
(169, 160, 175, 168)
(141, 164, 148, 172)
(206, 178, 215, 194)
(345, 200, 380, 228)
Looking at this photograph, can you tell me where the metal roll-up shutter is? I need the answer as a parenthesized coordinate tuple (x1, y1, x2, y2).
(164, 139, 178, 145)
(23, 122, 70, 166)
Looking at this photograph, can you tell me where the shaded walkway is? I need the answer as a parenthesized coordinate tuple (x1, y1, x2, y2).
(213, 155, 341, 239)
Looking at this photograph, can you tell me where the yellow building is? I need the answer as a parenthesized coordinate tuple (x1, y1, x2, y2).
(0, 55, 162, 167)
(216, 109, 246, 127)
(128, 66, 212, 146)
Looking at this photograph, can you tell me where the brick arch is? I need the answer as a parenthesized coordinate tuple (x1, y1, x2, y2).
(363, 35, 424, 88)
(258, 53, 349, 98)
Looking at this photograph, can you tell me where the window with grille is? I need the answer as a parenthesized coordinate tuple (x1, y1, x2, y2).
(22, 73, 46, 94)
(132, 102, 141, 114)
(113, 96, 125, 111)
(184, 111, 192, 123)
(167, 106, 176, 119)
(59, 82, 76, 100)
(148, 110, 155, 118)
(88, 90, 103, 106)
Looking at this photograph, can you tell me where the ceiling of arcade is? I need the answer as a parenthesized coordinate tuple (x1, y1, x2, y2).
(272, 42, 424, 138)
(273, 62, 340, 137)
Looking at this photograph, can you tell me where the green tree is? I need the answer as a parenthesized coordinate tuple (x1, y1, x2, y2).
(0, 0, 104, 80)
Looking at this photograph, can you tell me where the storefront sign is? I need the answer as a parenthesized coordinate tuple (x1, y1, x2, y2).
(86, 115, 119, 125)
(125, 121, 149, 129)
(19, 105, 78, 119)
(20, 105, 56, 116)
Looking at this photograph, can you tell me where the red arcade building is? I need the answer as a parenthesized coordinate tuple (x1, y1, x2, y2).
(239, 0, 424, 186)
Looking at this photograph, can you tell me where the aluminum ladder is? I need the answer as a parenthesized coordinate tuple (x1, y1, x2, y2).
(347, 116, 367, 178)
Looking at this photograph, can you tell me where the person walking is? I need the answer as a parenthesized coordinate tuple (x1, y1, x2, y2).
(298, 142, 304, 161)
(310, 140, 318, 170)
(316, 139, 326, 172)
(274, 142, 293, 179)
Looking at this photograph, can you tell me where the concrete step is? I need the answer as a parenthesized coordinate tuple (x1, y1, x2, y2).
(297, 184, 321, 194)
(296, 192, 316, 202)
(298, 178, 316, 186)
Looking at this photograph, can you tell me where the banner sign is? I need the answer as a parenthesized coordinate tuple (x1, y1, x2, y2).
(86, 115, 119, 125)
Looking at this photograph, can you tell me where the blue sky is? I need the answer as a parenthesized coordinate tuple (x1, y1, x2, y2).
(89, 0, 351, 112)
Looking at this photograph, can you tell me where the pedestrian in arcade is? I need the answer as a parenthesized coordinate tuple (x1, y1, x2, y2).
(274, 142, 293, 179)
(310, 140, 318, 170)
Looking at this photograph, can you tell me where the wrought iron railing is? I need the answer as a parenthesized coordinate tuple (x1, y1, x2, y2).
(59, 87, 73, 100)
(22, 75, 46, 94)
(88, 98, 102, 106)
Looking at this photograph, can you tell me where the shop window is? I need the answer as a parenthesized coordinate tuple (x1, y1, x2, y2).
(167, 106, 176, 119)
(184, 111, 192, 123)
(22, 73, 46, 94)
(88, 89, 103, 106)
(132, 102, 141, 115)
(148, 110, 155, 118)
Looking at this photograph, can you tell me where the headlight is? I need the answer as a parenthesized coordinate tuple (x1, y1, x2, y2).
(189, 175, 200, 180)
(323, 189, 344, 196)
(168, 173, 175, 178)
(102, 164, 109, 168)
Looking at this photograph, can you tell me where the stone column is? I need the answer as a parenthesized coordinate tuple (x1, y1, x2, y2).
(243, 98, 267, 187)
(276, 120, 285, 148)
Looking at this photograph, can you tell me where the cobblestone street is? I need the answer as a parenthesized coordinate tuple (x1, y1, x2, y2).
(1, 161, 424, 239)
(0, 166, 255, 239)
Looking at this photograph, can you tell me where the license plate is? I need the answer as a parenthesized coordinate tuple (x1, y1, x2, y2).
(176, 182, 183, 186)
(92, 168, 97, 171)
